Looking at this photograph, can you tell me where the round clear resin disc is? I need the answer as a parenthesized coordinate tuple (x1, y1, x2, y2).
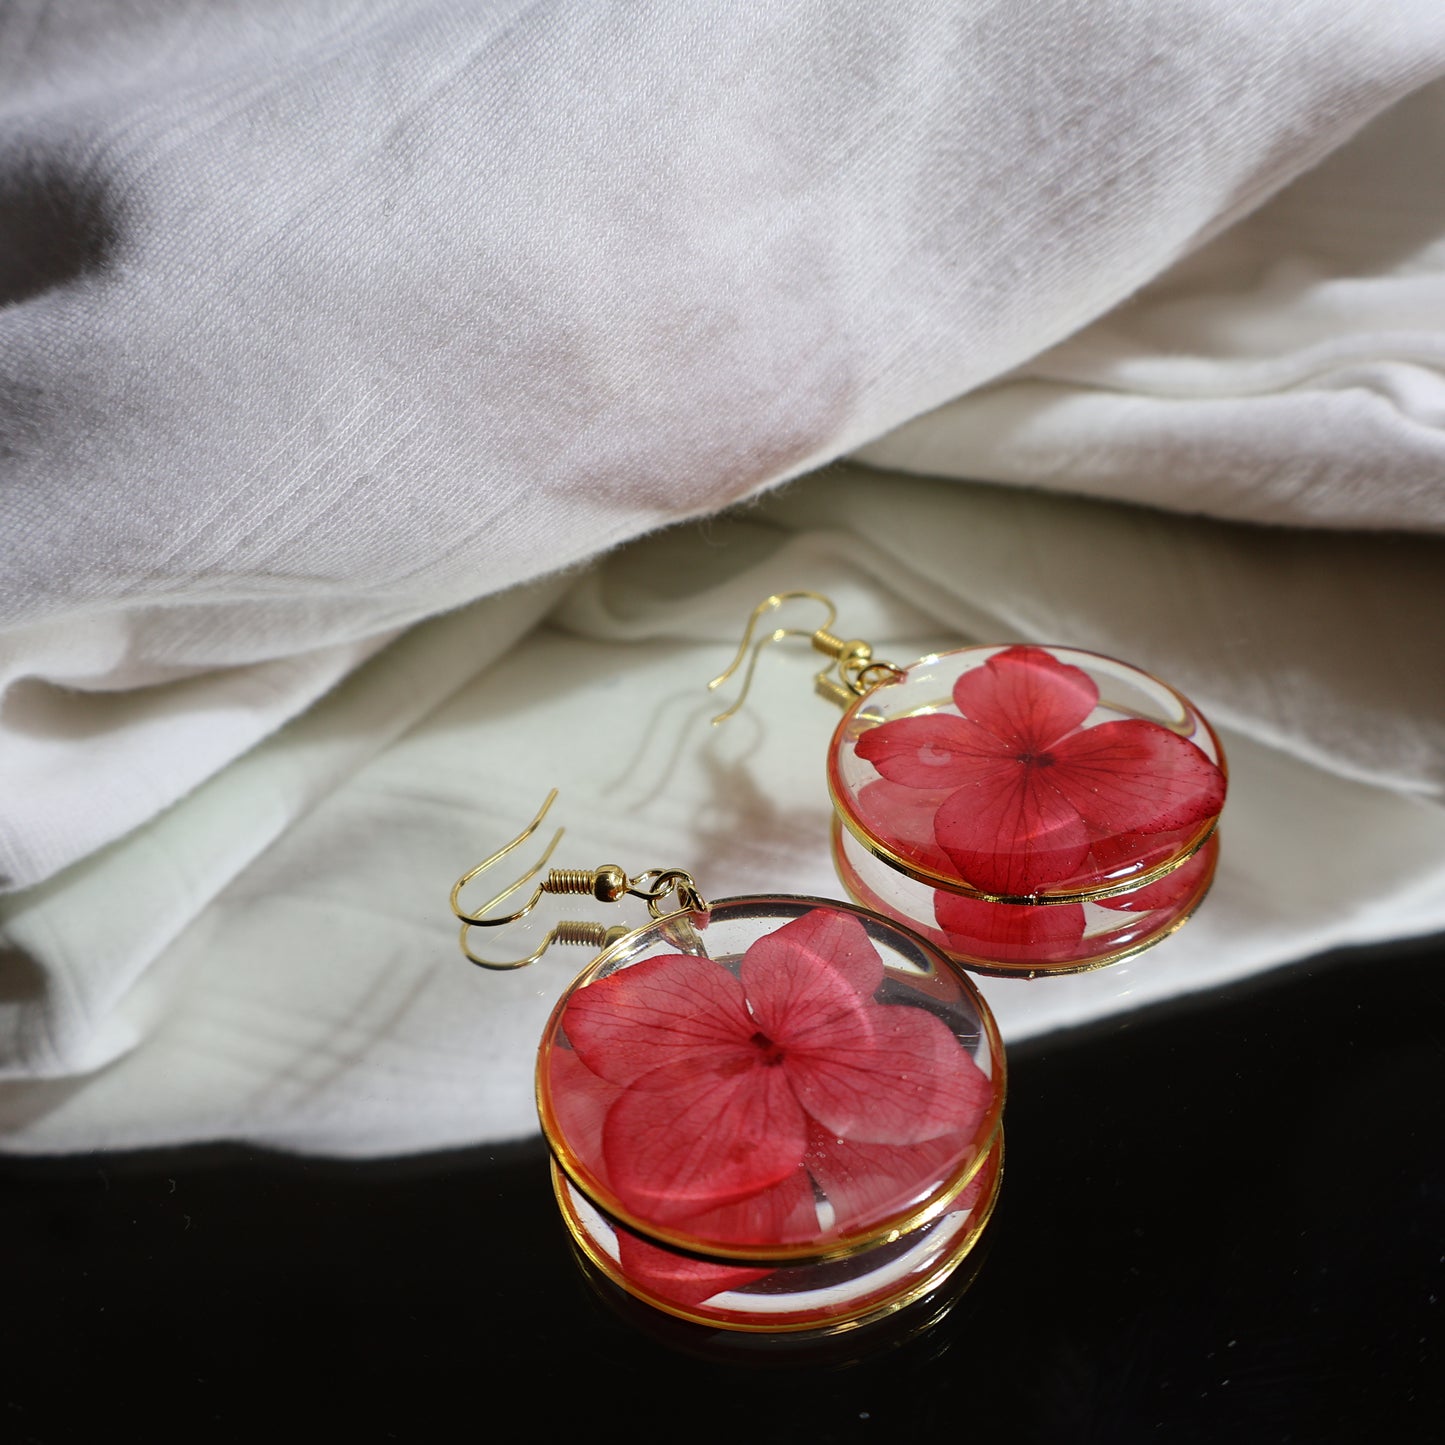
(835, 821, 1220, 977)
(536, 898, 1004, 1263)
(554, 1135, 1002, 1333)
(828, 644, 1227, 903)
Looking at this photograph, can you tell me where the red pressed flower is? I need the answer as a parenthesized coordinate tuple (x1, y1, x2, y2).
(555, 908, 991, 1245)
(855, 646, 1225, 897)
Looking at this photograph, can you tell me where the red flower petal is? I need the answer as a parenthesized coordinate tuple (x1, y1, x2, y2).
(1086, 821, 1201, 881)
(951, 645, 1098, 752)
(784, 998, 991, 1147)
(934, 891, 1088, 964)
(1048, 719, 1225, 839)
(546, 1046, 624, 1187)
(855, 712, 1010, 791)
(804, 1123, 985, 1235)
(654, 1164, 821, 1248)
(741, 907, 884, 1017)
(933, 762, 1092, 895)
(614, 1227, 774, 1307)
(562, 953, 754, 1087)
(854, 779, 959, 877)
(602, 1053, 808, 1223)
(739, 908, 987, 1147)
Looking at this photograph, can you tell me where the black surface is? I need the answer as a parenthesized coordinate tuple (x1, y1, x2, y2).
(4, 938, 1442, 1444)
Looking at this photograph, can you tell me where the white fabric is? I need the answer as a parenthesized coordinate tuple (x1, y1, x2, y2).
(855, 80, 1445, 535)
(1, 1, 1444, 1155)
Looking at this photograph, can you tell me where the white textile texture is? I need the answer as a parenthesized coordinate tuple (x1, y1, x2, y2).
(1, 1, 1443, 1155)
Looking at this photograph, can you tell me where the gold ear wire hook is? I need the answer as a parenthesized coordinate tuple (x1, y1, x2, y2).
(460, 920, 632, 973)
(708, 590, 904, 720)
(450, 791, 710, 970)
(707, 591, 839, 725)
(449, 787, 567, 928)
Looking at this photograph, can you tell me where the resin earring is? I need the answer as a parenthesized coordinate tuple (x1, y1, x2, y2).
(708, 592, 1228, 978)
(450, 790, 1005, 1337)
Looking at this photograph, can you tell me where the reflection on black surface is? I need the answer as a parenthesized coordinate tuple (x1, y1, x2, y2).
(3, 937, 1442, 1443)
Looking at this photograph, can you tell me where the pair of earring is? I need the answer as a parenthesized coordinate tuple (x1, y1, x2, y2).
(449, 594, 1227, 1338)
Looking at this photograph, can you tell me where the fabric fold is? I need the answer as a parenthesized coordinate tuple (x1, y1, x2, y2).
(4, 2, 1445, 892)
(856, 79, 1445, 533)
(3, 471, 1444, 1154)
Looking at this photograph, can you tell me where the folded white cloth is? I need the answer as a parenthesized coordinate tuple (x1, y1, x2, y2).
(2, 1, 1443, 1155)
(856, 79, 1445, 536)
